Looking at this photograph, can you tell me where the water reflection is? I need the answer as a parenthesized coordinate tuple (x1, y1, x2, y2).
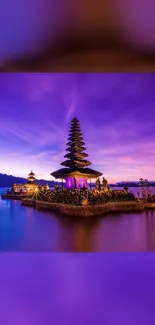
(145, 210, 155, 251)
(66, 218, 100, 252)
(25, 206, 34, 230)
(1, 188, 155, 251)
(55, 215, 100, 252)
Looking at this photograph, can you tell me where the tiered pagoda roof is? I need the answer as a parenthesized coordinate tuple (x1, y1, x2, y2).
(51, 117, 102, 179)
(27, 171, 36, 183)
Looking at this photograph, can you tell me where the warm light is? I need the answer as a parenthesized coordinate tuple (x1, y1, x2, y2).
(35, 188, 38, 192)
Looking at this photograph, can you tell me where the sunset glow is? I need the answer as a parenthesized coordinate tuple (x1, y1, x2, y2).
(0, 73, 155, 183)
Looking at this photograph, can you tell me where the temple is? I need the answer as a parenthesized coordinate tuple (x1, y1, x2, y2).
(25, 171, 38, 192)
(51, 117, 102, 189)
(12, 171, 38, 193)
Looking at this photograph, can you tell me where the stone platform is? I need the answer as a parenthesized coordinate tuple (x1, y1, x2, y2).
(21, 199, 152, 217)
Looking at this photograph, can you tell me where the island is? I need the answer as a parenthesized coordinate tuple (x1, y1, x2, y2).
(1, 117, 155, 217)
(19, 118, 155, 217)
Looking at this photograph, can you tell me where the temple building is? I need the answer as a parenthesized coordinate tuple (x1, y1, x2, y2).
(25, 171, 38, 192)
(51, 117, 102, 189)
(12, 171, 38, 193)
(11, 171, 50, 195)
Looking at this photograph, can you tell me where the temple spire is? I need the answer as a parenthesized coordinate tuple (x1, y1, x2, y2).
(27, 171, 36, 183)
(61, 117, 91, 169)
(51, 117, 102, 185)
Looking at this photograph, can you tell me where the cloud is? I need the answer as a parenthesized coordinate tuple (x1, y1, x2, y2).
(0, 73, 155, 182)
(65, 101, 76, 123)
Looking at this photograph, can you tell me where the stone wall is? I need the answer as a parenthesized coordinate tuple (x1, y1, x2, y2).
(21, 199, 147, 217)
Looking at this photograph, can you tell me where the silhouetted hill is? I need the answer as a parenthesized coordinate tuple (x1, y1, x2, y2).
(0, 173, 60, 187)
(1, 173, 155, 188)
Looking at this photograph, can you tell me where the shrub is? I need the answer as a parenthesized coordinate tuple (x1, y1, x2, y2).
(147, 194, 155, 203)
(34, 188, 136, 205)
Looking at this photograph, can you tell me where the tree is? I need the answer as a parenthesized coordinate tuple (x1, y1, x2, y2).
(139, 178, 145, 187)
(139, 178, 150, 188)
(147, 187, 152, 199)
(142, 187, 147, 200)
(144, 179, 150, 187)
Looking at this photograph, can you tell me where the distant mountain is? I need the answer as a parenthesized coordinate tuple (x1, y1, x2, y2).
(0, 173, 60, 188)
(109, 181, 155, 187)
(1, 173, 154, 188)
(109, 182, 140, 187)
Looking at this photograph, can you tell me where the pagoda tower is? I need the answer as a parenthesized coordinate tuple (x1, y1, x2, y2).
(25, 171, 38, 192)
(27, 171, 36, 183)
(61, 117, 91, 169)
(51, 117, 102, 189)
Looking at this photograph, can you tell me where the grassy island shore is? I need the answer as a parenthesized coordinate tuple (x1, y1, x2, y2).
(21, 199, 155, 217)
(3, 185, 155, 217)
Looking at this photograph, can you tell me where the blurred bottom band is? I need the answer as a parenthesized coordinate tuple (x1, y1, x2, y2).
(1, 50, 155, 72)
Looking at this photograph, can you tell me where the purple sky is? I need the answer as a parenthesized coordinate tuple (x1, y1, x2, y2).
(0, 254, 155, 325)
(0, 73, 155, 182)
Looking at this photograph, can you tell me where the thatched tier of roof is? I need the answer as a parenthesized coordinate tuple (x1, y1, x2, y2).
(51, 168, 102, 179)
(71, 117, 79, 123)
(27, 176, 36, 182)
(69, 129, 82, 134)
(24, 183, 38, 189)
(28, 171, 35, 176)
(68, 134, 83, 139)
(25, 181, 37, 185)
(66, 140, 85, 146)
(64, 152, 88, 159)
(61, 159, 91, 168)
(66, 146, 86, 152)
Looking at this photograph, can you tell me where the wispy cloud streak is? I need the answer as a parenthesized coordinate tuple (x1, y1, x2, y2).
(0, 73, 155, 182)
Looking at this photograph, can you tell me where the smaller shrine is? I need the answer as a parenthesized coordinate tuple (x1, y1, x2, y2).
(25, 171, 38, 193)
(11, 171, 50, 194)
(11, 171, 38, 193)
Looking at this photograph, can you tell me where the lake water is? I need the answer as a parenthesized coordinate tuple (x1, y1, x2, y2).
(1, 187, 155, 252)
